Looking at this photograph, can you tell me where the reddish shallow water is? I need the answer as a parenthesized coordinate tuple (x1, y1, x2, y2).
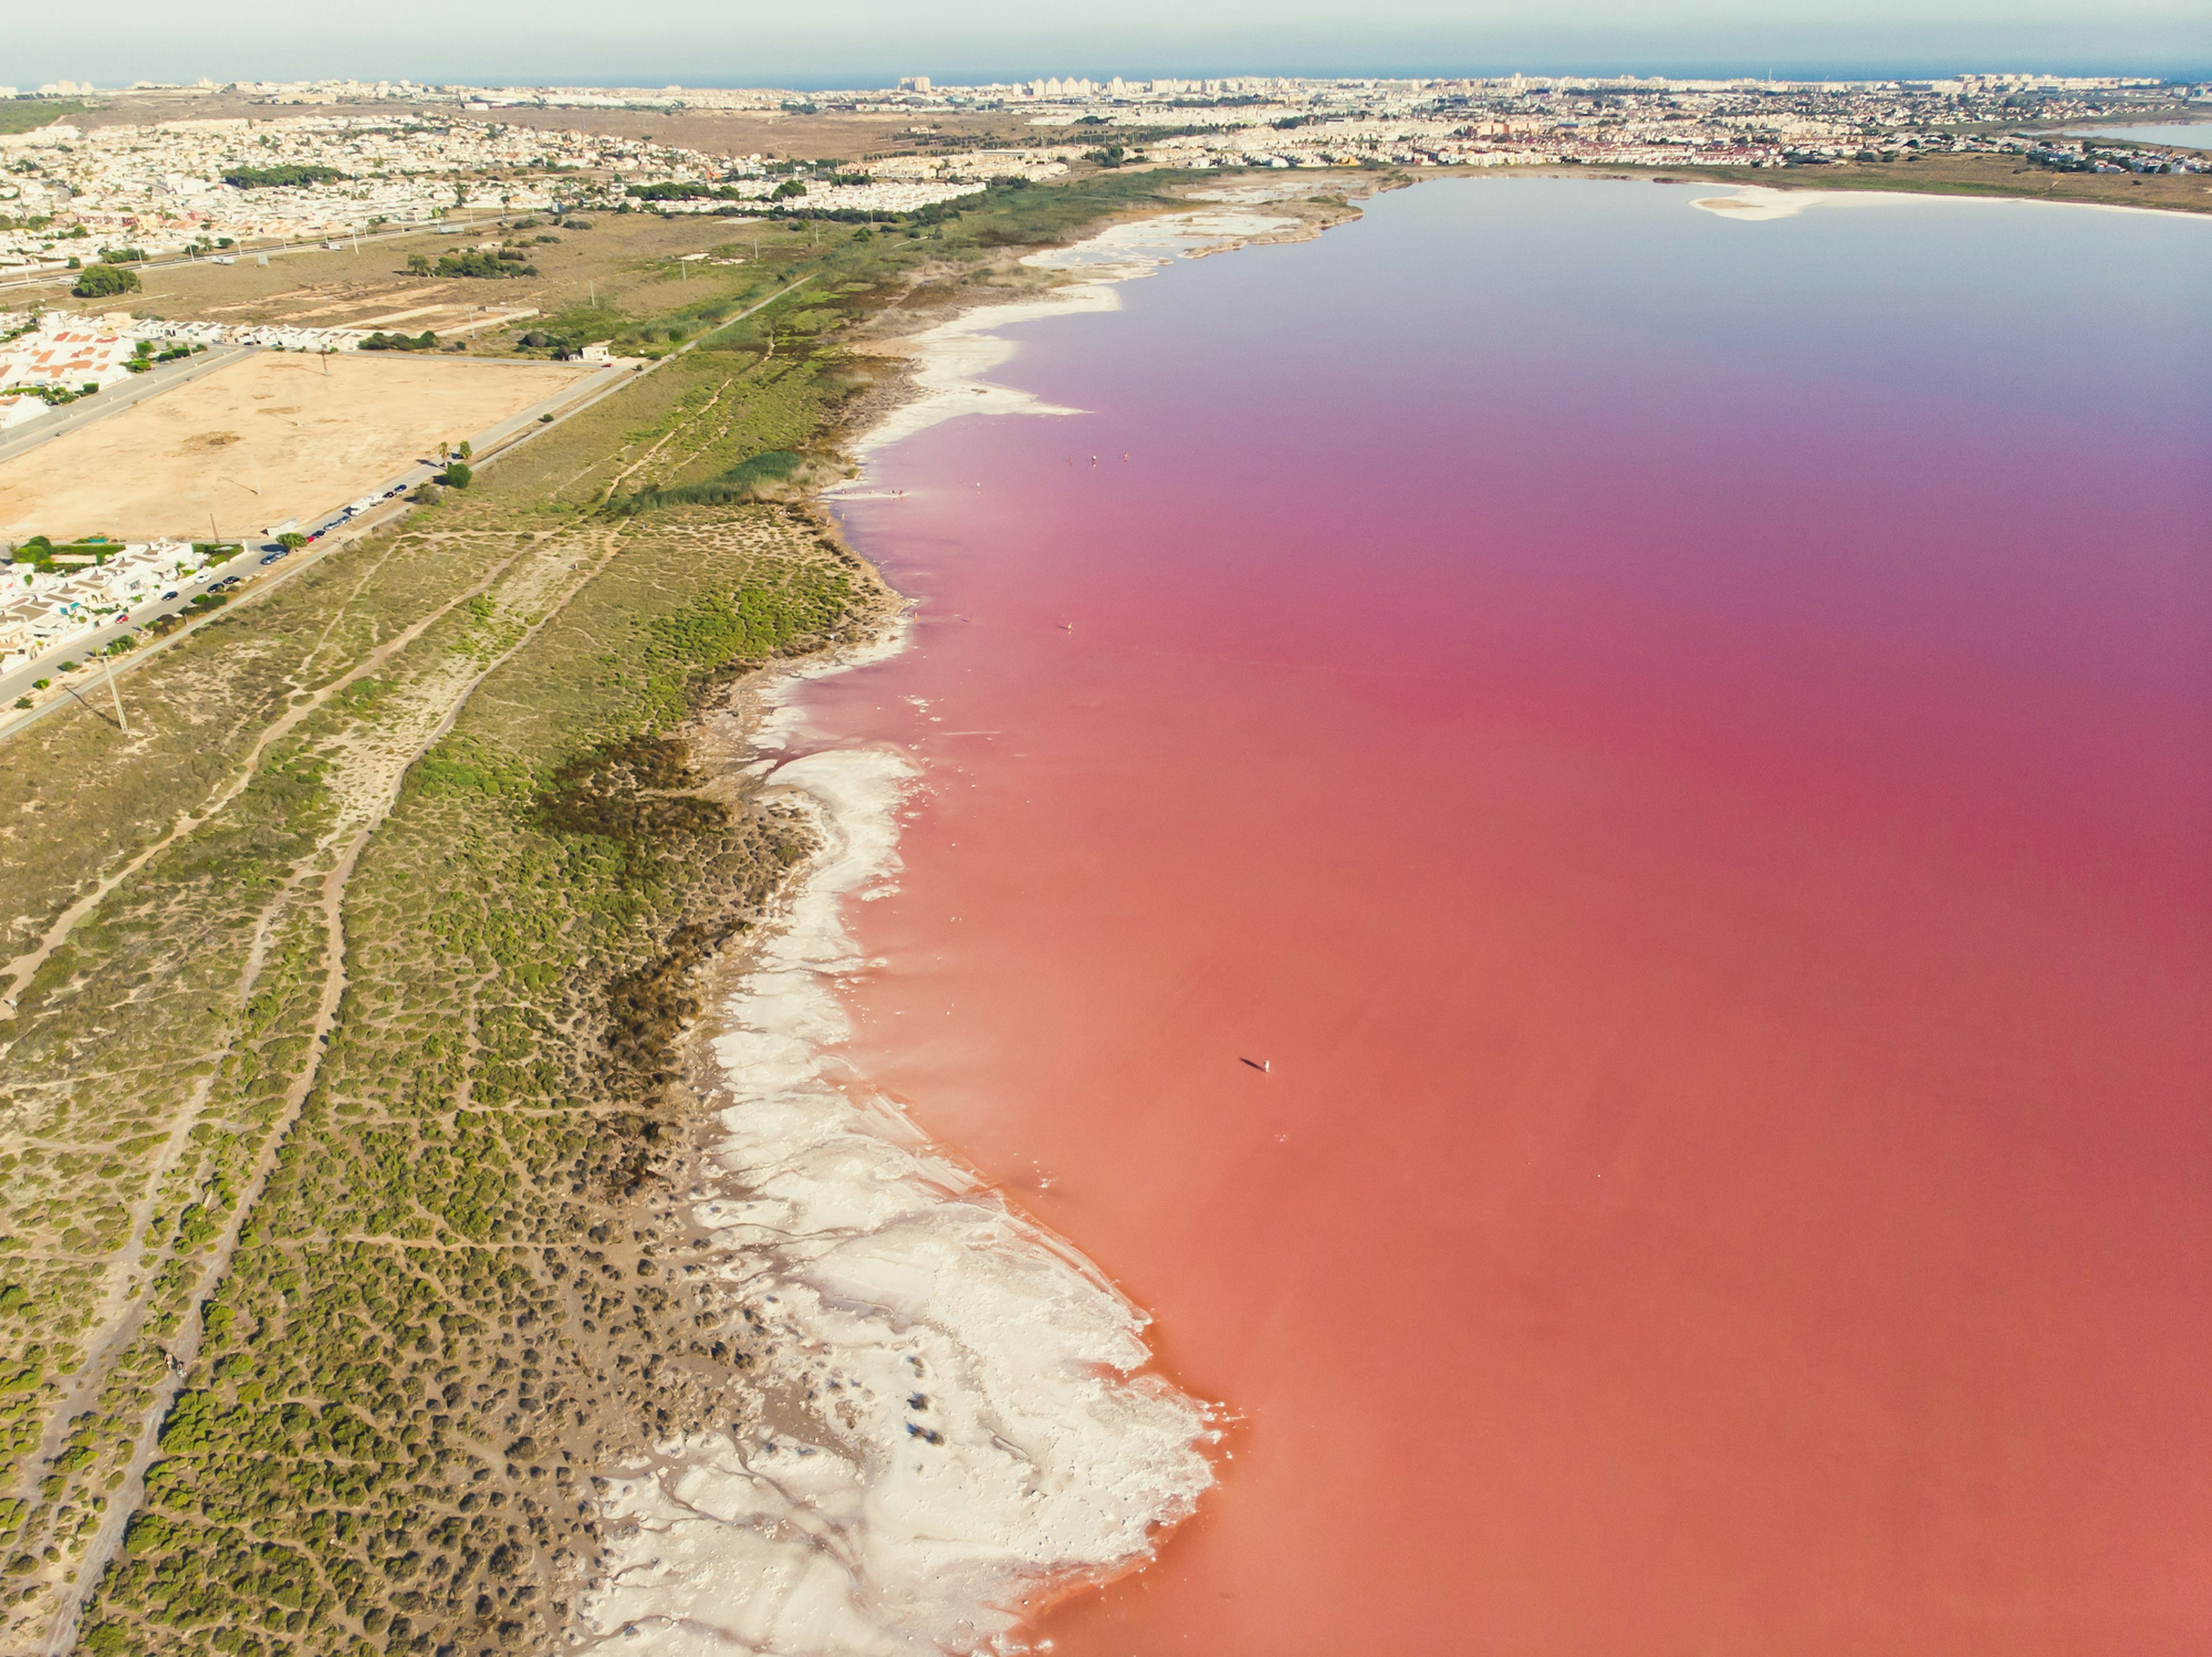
(806, 181, 2212, 1654)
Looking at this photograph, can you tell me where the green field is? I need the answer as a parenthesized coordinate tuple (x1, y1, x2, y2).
(0, 100, 94, 137)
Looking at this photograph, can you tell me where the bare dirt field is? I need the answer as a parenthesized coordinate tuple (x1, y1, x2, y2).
(109, 213, 756, 332)
(0, 351, 593, 541)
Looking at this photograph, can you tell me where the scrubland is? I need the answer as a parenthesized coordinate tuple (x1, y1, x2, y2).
(0, 167, 1200, 1657)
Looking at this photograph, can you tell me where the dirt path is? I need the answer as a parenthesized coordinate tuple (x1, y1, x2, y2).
(35, 524, 629, 1657)
(0, 540, 535, 1020)
(13, 1069, 215, 1504)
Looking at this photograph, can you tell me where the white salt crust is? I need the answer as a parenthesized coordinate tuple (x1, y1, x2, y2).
(578, 744, 1213, 1655)
(576, 210, 1293, 1656)
(843, 208, 1303, 460)
(1687, 184, 2212, 225)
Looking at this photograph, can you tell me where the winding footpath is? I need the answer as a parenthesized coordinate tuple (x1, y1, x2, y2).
(36, 525, 632, 1657)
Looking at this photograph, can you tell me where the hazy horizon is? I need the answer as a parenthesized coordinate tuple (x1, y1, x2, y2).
(10, 1, 2210, 92)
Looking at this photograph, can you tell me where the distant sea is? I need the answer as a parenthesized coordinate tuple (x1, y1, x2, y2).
(800, 177, 2212, 1654)
(2067, 120, 2212, 147)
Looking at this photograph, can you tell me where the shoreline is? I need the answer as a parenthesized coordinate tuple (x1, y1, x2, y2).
(569, 192, 1360, 1652)
(521, 160, 2172, 1644)
(1685, 177, 2212, 224)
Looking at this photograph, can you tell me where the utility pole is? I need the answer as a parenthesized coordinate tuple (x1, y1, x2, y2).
(103, 648, 129, 735)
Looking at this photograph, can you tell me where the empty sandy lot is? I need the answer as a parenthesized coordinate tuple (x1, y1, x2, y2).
(0, 352, 594, 541)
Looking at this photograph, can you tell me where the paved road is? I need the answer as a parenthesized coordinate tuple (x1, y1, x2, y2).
(0, 344, 253, 467)
(0, 271, 819, 741)
(0, 358, 634, 727)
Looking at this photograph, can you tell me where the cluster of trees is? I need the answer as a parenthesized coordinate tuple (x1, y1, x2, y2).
(71, 262, 138, 298)
(9, 536, 121, 572)
(419, 251, 535, 280)
(626, 181, 746, 203)
(222, 165, 344, 190)
(512, 331, 579, 358)
(360, 330, 439, 351)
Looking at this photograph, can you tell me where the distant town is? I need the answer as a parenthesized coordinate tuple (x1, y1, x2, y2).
(0, 65, 2205, 688)
(2, 70, 2205, 289)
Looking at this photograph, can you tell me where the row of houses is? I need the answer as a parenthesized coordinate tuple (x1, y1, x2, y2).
(0, 317, 158, 432)
(0, 538, 219, 672)
(143, 317, 373, 351)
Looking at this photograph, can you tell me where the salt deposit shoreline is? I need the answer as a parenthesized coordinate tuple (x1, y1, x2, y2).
(574, 195, 1359, 1655)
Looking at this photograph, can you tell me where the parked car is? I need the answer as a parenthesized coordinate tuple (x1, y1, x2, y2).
(162, 590, 179, 600)
(260, 551, 282, 565)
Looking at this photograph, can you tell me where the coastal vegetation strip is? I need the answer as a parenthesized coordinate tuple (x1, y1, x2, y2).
(0, 166, 1206, 1657)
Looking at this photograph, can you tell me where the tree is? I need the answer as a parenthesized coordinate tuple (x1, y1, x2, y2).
(456, 441, 472, 461)
(276, 532, 309, 550)
(72, 263, 139, 298)
(442, 462, 473, 489)
(224, 165, 343, 189)
(406, 254, 431, 276)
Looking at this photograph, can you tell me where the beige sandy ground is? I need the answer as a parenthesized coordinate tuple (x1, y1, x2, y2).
(0, 352, 593, 542)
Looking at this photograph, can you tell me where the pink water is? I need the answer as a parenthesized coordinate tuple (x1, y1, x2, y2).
(806, 182, 2212, 1654)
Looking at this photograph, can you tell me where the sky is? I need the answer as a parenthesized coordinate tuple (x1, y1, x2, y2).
(9, 0, 2210, 89)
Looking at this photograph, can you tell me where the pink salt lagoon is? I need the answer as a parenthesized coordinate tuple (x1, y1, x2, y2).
(743, 180, 2212, 1654)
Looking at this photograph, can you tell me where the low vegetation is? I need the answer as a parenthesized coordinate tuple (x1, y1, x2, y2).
(70, 264, 139, 299)
(431, 253, 533, 281)
(0, 161, 1213, 1657)
(222, 167, 346, 190)
(0, 100, 95, 138)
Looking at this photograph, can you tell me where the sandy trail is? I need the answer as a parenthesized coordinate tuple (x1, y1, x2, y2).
(33, 524, 630, 1657)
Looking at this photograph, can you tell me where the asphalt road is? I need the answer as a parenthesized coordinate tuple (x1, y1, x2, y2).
(0, 271, 815, 741)
(0, 344, 254, 467)
(0, 356, 635, 728)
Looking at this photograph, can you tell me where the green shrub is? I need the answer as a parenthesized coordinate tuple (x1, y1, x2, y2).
(223, 165, 344, 188)
(609, 449, 804, 515)
(71, 263, 139, 298)
(434, 251, 533, 279)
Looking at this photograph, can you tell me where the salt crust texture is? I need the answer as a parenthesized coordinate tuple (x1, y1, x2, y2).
(847, 207, 1304, 460)
(578, 210, 1299, 1655)
(580, 683, 1214, 1653)
(1687, 184, 2200, 225)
